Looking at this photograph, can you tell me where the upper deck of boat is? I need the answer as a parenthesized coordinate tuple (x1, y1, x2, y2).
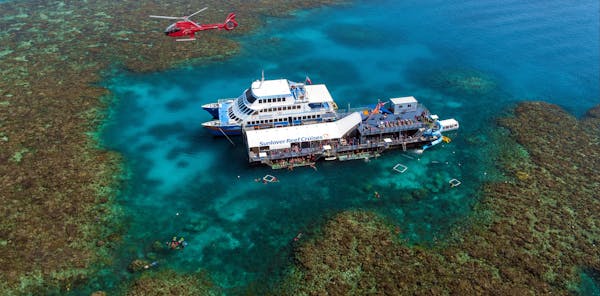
(336, 103, 433, 135)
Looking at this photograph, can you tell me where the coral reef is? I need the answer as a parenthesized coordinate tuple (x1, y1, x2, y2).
(282, 102, 600, 295)
(125, 269, 220, 296)
(425, 68, 497, 97)
(0, 0, 344, 294)
(127, 259, 152, 273)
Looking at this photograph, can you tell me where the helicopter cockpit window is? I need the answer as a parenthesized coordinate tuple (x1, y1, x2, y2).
(165, 24, 181, 34)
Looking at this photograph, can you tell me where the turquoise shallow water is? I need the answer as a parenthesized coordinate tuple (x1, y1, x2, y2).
(93, 0, 599, 293)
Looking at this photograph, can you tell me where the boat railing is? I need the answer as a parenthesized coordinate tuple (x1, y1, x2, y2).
(249, 134, 435, 162)
(359, 123, 424, 135)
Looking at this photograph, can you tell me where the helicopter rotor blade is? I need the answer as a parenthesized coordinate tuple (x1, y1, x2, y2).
(186, 7, 208, 19)
(149, 15, 183, 20)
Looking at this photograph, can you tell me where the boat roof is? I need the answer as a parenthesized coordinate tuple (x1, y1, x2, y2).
(305, 84, 334, 103)
(390, 96, 418, 104)
(439, 118, 459, 126)
(251, 79, 292, 98)
(246, 112, 362, 149)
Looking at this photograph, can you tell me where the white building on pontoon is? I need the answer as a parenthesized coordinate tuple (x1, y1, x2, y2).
(244, 112, 363, 158)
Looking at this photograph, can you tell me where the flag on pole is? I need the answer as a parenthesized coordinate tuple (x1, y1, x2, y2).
(305, 76, 312, 85)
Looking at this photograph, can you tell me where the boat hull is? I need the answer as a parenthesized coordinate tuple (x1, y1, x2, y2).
(202, 102, 221, 119)
(203, 125, 242, 136)
(202, 106, 219, 119)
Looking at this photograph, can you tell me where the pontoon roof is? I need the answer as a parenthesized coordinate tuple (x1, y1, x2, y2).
(390, 96, 418, 104)
(245, 112, 362, 149)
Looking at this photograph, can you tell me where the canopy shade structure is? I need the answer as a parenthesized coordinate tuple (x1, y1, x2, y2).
(245, 112, 362, 150)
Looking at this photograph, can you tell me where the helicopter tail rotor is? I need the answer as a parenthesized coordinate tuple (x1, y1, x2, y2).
(223, 13, 238, 30)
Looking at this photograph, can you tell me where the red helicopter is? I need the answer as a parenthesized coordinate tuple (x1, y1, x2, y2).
(150, 7, 238, 41)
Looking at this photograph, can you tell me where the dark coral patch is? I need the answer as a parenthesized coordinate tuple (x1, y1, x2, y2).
(165, 98, 191, 112)
(147, 123, 186, 140)
(325, 22, 402, 48)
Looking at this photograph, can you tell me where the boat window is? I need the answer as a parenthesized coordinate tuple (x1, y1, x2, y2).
(245, 89, 258, 103)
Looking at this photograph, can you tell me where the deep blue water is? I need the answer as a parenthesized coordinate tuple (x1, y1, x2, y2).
(95, 0, 599, 293)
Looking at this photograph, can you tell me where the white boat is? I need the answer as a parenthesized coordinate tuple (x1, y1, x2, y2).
(201, 78, 338, 136)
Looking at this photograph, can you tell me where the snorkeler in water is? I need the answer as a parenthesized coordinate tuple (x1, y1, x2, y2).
(167, 236, 187, 250)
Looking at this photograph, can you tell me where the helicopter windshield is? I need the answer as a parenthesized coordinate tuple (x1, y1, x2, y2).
(164, 24, 181, 34)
